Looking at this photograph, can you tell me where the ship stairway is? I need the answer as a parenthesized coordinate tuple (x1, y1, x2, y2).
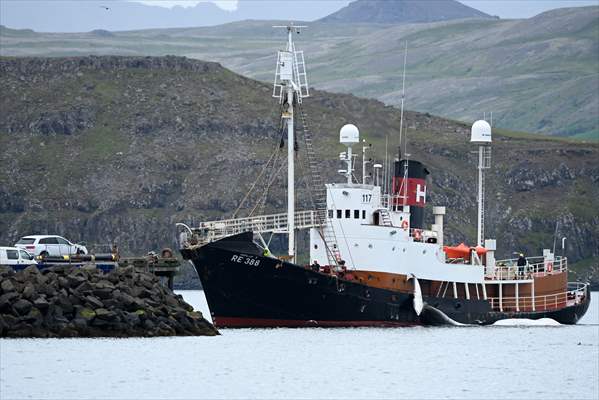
(190, 210, 320, 246)
(379, 208, 393, 227)
(297, 103, 340, 266)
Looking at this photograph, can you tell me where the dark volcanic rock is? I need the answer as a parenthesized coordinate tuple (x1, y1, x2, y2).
(0, 265, 218, 338)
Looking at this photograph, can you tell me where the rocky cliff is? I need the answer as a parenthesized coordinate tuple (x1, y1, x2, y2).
(0, 56, 597, 285)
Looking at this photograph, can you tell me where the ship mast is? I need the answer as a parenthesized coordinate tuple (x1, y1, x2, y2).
(273, 23, 309, 262)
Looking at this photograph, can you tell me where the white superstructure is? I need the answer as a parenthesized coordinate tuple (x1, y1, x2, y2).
(308, 126, 485, 284)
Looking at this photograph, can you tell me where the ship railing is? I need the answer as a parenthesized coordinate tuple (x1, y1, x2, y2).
(487, 283, 588, 312)
(187, 210, 320, 245)
(381, 194, 410, 211)
(489, 256, 567, 280)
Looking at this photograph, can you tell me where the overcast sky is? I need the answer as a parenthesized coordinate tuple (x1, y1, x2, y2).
(1, 0, 597, 32)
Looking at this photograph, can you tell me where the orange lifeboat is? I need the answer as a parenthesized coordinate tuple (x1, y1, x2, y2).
(443, 243, 487, 261)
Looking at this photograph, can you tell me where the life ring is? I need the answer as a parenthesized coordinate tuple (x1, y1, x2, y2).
(401, 220, 409, 230)
(413, 229, 422, 241)
(547, 262, 553, 273)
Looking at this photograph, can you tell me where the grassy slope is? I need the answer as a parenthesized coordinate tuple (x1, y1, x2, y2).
(1, 7, 597, 139)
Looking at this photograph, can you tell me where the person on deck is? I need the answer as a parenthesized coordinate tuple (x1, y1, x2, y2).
(517, 253, 527, 277)
(311, 260, 320, 272)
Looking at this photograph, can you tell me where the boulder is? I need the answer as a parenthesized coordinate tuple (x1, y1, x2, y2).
(33, 296, 50, 312)
(22, 282, 36, 299)
(1, 279, 15, 293)
(0, 291, 19, 312)
(85, 295, 104, 309)
(13, 299, 33, 315)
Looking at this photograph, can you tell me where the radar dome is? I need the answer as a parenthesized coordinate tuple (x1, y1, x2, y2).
(340, 124, 359, 145)
(470, 120, 492, 143)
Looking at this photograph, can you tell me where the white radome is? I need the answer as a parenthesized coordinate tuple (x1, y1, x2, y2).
(340, 124, 360, 145)
(470, 120, 492, 143)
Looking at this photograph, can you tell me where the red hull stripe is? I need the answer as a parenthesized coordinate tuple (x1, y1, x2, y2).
(214, 317, 421, 328)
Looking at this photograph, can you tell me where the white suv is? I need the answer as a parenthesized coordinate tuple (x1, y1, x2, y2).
(0, 247, 37, 267)
(15, 235, 88, 257)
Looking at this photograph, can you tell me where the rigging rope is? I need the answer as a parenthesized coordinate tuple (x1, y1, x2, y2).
(231, 108, 287, 218)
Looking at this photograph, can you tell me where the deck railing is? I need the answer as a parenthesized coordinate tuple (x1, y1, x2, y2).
(487, 282, 588, 312)
(184, 210, 321, 245)
(489, 256, 567, 281)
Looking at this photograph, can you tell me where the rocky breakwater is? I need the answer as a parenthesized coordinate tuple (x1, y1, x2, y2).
(0, 265, 218, 338)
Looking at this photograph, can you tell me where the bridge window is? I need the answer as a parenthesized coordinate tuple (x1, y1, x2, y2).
(362, 210, 366, 219)
(337, 210, 342, 219)
(354, 210, 360, 219)
(328, 210, 333, 219)
(345, 209, 351, 218)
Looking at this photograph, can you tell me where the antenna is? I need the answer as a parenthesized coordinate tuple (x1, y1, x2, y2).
(362, 140, 371, 184)
(552, 220, 559, 255)
(384, 135, 388, 195)
(471, 120, 492, 246)
(398, 41, 408, 158)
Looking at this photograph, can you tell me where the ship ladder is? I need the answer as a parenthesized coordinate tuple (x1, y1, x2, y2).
(297, 102, 340, 266)
(379, 208, 393, 227)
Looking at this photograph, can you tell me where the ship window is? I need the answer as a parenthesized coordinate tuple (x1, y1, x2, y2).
(354, 210, 359, 219)
(337, 210, 342, 219)
(314, 244, 318, 249)
(328, 210, 333, 218)
(345, 209, 350, 218)
(362, 210, 366, 219)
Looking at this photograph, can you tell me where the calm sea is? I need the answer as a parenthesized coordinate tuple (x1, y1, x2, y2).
(1, 290, 597, 400)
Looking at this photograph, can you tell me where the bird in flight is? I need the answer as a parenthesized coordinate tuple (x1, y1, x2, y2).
(100, 5, 110, 10)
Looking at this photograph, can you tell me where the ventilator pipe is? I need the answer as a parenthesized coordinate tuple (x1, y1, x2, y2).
(433, 206, 446, 247)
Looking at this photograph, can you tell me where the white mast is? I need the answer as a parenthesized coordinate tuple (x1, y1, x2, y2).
(272, 23, 309, 262)
(470, 120, 492, 246)
(362, 140, 371, 184)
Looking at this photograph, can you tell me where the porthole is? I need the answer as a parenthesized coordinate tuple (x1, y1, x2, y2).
(368, 244, 373, 249)
(403, 248, 406, 252)
(423, 250, 426, 254)
(314, 244, 318, 249)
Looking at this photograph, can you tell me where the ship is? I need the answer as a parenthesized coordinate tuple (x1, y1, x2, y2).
(178, 25, 590, 328)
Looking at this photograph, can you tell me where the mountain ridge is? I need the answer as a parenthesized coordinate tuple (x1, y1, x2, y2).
(320, 0, 494, 24)
(3, 6, 595, 139)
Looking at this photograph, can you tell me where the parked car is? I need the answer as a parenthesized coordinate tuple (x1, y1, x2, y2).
(14, 235, 88, 257)
(0, 246, 37, 267)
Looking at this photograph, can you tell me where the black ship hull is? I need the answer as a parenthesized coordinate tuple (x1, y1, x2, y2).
(181, 232, 590, 328)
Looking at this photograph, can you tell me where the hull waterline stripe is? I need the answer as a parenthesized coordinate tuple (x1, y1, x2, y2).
(213, 317, 421, 328)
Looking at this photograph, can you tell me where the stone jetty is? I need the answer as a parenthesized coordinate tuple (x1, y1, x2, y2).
(0, 265, 218, 338)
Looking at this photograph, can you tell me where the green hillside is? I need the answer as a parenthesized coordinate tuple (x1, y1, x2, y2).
(0, 56, 598, 290)
(1, 6, 597, 139)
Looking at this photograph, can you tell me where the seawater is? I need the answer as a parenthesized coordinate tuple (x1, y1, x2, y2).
(1, 291, 598, 400)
